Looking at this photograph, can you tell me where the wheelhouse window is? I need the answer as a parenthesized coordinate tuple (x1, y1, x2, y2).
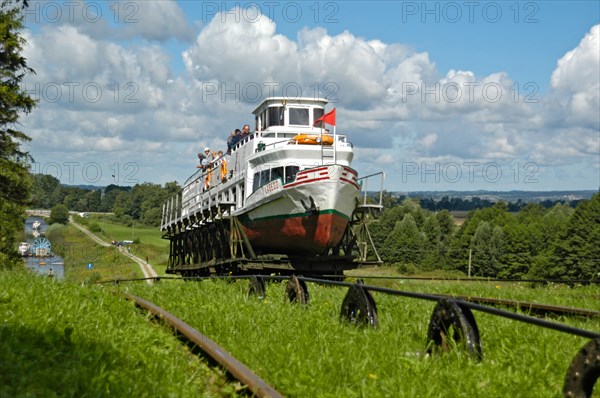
(252, 167, 285, 192)
(252, 172, 260, 192)
(289, 108, 309, 126)
(268, 106, 284, 127)
(313, 108, 324, 127)
(271, 167, 283, 182)
(260, 170, 270, 187)
(256, 109, 267, 131)
(284, 166, 300, 184)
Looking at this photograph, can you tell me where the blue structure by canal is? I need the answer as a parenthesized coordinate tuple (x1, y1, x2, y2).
(23, 217, 64, 280)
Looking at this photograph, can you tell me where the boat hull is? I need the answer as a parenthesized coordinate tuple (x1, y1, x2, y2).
(239, 165, 359, 255)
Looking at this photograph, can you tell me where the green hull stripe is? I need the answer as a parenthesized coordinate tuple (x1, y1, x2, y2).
(241, 208, 351, 223)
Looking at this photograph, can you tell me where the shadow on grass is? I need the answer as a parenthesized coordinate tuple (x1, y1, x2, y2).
(0, 323, 135, 396)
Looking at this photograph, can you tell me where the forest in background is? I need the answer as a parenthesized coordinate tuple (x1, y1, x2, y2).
(30, 173, 179, 227)
(369, 194, 599, 280)
(28, 173, 600, 280)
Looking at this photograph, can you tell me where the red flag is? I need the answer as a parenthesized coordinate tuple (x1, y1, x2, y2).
(313, 108, 336, 126)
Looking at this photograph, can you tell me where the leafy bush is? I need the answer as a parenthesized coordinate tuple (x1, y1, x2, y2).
(82, 272, 102, 285)
(44, 224, 66, 248)
(395, 262, 419, 275)
(72, 215, 88, 225)
(48, 204, 69, 225)
(88, 223, 101, 233)
(121, 215, 133, 227)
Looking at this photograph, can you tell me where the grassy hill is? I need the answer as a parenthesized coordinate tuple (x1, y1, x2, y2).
(0, 270, 236, 396)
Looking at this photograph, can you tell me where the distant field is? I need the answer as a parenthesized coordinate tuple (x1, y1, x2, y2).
(85, 218, 170, 272)
(92, 219, 168, 248)
(450, 210, 469, 225)
(49, 224, 142, 282)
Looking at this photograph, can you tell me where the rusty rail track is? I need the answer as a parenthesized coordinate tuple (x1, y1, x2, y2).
(123, 293, 282, 398)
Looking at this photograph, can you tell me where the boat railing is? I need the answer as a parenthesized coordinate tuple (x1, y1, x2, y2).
(184, 154, 221, 186)
(162, 131, 353, 230)
(161, 191, 182, 230)
(163, 153, 242, 230)
(357, 171, 385, 207)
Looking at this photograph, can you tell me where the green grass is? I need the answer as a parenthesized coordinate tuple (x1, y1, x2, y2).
(48, 224, 143, 283)
(0, 270, 237, 397)
(95, 219, 167, 248)
(88, 218, 169, 271)
(22, 216, 600, 396)
(122, 277, 600, 397)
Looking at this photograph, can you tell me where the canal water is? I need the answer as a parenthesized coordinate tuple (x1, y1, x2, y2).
(23, 217, 64, 280)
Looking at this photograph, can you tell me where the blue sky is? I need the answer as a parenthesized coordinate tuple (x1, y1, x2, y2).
(20, 1, 600, 191)
(172, 1, 600, 90)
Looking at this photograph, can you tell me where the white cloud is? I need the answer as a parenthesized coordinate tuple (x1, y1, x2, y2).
(550, 24, 600, 129)
(183, 11, 390, 107)
(122, 1, 195, 42)
(183, 10, 298, 84)
(20, 8, 599, 190)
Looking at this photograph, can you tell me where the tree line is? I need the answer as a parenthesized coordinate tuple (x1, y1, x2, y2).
(369, 193, 600, 280)
(385, 193, 586, 212)
(30, 174, 180, 227)
(28, 171, 600, 280)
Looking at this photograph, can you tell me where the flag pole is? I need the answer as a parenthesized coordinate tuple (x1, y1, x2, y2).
(320, 117, 324, 166)
(333, 123, 336, 164)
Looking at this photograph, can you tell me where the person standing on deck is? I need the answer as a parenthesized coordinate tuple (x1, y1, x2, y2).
(203, 147, 213, 190)
(241, 124, 250, 137)
(204, 147, 214, 164)
(217, 150, 228, 182)
(196, 153, 205, 169)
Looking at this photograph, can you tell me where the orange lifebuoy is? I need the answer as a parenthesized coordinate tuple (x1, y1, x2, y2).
(291, 134, 334, 145)
(205, 166, 212, 189)
(220, 159, 228, 182)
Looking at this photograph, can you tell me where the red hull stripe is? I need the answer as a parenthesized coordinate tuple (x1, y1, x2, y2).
(284, 176, 330, 188)
(247, 208, 350, 223)
(296, 165, 356, 176)
(298, 166, 328, 175)
(343, 167, 358, 176)
(340, 177, 360, 190)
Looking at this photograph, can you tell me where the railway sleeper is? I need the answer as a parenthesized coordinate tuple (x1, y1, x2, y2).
(426, 299, 483, 361)
(247, 275, 266, 299)
(563, 338, 600, 398)
(340, 280, 379, 328)
(286, 275, 310, 305)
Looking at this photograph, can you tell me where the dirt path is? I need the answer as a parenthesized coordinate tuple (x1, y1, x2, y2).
(119, 248, 159, 280)
(70, 218, 111, 247)
(70, 217, 158, 283)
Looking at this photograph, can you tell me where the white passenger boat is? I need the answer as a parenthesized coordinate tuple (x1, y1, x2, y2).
(161, 97, 383, 276)
(18, 242, 30, 256)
